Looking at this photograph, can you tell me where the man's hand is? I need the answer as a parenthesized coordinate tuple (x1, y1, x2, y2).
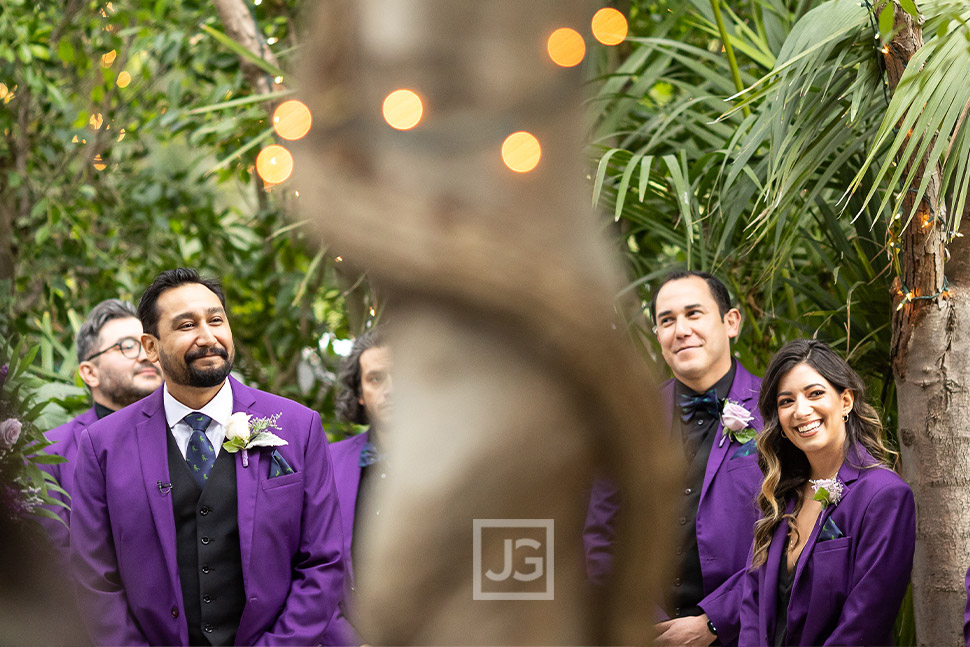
(654, 614, 716, 647)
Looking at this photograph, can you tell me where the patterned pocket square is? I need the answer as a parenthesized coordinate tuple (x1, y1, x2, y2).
(818, 516, 844, 542)
(731, 439, 757, 459)
(269, 450, 295, 478)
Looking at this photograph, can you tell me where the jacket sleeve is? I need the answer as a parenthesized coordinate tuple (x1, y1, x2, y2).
(70, 429, 150, 646)
(699, 564, 748, 645)
(252, 412, 347, 646)
(737, 546, 763, 647)
(964, 563, 970, 647)
(823, 481, 916, 646)
(582, 476, 620, 587)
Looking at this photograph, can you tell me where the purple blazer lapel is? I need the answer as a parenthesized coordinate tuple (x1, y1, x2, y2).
(702, 363, 762, 502)
(135, 391, 181, 604)
(791, 458, 863, 601)
(230, 376, 262, 595)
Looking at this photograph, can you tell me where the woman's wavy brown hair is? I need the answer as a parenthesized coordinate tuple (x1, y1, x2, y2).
(750, 339, 895, 568)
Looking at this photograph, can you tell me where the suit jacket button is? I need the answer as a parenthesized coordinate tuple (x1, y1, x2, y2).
(202, 594, 212, 603)
(204, 624, 214, 633)
(200, 506, 210, 516)
(201, 536, 211, 545)
(201, 566, 210, 574)
(679, 516, 687, 525)
(684, 488, 692, 495)
(171, 607, 179, 619)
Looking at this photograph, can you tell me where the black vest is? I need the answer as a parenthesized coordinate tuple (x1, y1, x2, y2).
(167, 431, 246, 646)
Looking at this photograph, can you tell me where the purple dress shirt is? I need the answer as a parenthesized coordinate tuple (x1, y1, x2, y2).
(739, 447, 915, 646)
(70, 376, 346, 646)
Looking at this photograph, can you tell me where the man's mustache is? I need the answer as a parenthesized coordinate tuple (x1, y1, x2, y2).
(185, 347, 229, 363)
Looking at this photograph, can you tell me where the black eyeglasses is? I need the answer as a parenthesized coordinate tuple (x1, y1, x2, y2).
(86, 336, 142, 361)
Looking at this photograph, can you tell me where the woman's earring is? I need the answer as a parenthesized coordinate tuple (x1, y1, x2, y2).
(842, 412, 849, 422)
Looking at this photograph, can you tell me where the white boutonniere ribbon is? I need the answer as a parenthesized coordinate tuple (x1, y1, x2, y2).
(719, 399, 756, 447)
(222, 412, 287, 467)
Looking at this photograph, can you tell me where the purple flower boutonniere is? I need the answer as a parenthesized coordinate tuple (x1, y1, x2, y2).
(222, 412, 287, 467)
(719, 399, 756, 446)
(809, 477, 845, 508)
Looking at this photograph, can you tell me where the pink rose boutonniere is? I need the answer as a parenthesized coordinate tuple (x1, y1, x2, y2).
(719, 399, 756, 446)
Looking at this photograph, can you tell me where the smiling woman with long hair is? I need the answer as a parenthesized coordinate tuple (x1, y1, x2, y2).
(738, 339, 915, 646)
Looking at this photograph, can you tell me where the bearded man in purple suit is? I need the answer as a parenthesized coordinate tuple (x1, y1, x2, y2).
(41, 298, 163, 560)
(584, 271, 763, 647)
(326, 328, 391, 643)
(70, 268, 346, 646)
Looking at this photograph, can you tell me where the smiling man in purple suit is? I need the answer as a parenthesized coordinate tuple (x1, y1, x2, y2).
(41, 298, 163, 560)
(584, 271, 763, 647)
(326, 328, 391, 643)
(70, 268, 346, 646)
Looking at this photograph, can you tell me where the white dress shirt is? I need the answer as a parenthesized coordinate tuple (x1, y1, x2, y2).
(163, 380, 234, 459)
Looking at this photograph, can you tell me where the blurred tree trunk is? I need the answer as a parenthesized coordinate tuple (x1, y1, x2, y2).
(297, 0, 678, 644)
(887, 5, 970, 645)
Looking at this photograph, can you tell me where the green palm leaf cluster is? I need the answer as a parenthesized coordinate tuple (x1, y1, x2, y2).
(590, 0, 970, 431)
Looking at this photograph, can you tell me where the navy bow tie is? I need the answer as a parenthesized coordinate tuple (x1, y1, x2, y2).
(679, 388, 721, 422)
(359, 441, 387, 467)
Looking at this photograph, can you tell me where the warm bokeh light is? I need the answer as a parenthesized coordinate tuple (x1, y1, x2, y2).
(117, 71, 131, 88)
(101, 50, 117, 68)
(501, 131, 542, 173)
(592, 8, 628, 45)
(93, 155, 106, 171)
(117, 128, 126, 142)
(273, 100, 312, 140)
(89, 113, 104, 130)
(547, 28, 585, 67)
(382, 89, 423, 130)
(255, 145, 294, 184)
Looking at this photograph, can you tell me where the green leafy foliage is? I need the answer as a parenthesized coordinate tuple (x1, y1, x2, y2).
(1, 2, 375, 441)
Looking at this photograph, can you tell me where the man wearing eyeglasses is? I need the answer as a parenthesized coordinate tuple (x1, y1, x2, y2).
(41, 299, 162, 560)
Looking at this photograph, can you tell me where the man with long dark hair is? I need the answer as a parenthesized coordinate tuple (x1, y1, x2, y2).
(326, 328, 391, 642)
(585, 270, 764, 647)
(70, 268, 346, 646)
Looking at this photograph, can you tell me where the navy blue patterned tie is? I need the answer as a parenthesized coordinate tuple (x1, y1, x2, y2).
(184, 413, 215, 489)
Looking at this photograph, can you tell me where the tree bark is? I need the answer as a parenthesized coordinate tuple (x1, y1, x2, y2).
(885, 5, 968, 645)
(296, 1, 678, 643)
(211, 0, 281, 95)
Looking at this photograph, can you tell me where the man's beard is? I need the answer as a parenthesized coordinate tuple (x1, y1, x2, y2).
(99, 363, 162, 408)
(159, 345, 234, 388)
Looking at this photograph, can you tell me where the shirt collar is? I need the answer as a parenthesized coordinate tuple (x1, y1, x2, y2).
(674, 357, 738, 401)
(163, 379, 234, 429)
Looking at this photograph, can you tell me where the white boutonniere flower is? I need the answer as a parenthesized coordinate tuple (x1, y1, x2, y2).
(222, 412, 286, 467)
(809, 477, 845, 508)
(719, 399, 756, 446)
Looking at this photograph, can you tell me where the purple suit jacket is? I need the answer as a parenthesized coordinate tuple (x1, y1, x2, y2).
(739, 449, 915, 646)
(39, 406, 99, 559)
(320, 431, 370, 646)
(70, 376, 346, 646)
(330, 431, 369, 588)
(964, 563, 970, 646)
(583, 362, 763, 645)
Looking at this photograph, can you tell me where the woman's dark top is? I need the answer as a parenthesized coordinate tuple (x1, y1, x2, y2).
(774, 537, 796, 647)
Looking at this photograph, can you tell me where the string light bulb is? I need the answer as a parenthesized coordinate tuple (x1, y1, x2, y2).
(591, 8, 628, 45)
(547, 28, 586, 67)
(255, 144, 294, 184)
